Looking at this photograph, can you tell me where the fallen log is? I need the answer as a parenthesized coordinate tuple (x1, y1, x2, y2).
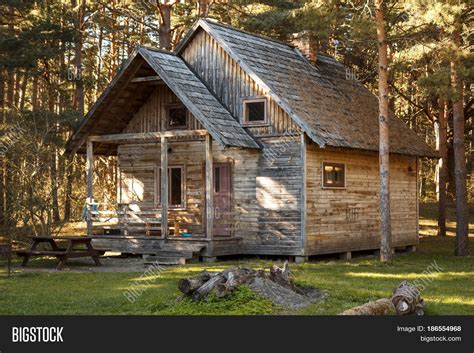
(215, 268, 257, 298)
(190, 269, 238, 301)
(178, 271, 212, 295)
(341, 280, 425, 316)
(178, 262, 327, 309)
(215, 272, 238, 298)
(341, 298, 396, 315)
(391, 280, 425, 315)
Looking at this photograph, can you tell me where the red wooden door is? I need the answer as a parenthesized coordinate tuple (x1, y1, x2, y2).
(213, 163, 232, 236)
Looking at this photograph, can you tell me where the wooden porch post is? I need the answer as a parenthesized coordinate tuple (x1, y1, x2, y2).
(86, 139, 94, 236)
(205, 134, 214, 239)
(161, 136, 168, 238)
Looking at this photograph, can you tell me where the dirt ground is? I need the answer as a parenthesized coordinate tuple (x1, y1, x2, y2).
(12, 255, 151, 273)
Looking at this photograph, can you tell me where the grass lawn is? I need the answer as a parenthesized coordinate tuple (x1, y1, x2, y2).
(0, 204, 473, 315)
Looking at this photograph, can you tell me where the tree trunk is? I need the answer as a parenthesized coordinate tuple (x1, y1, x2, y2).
(51, 148, 60, 223)
(451, 27, 469, 257)
(436, 98, 448, 236)
(159, 3, 172, 50)
(0, 69, 4, 225)
(63, 157, 74, 222)
(32, 75, 39, 110)
(5, 16, 15, 227)
(19, 72, 28, 110)
(375, 0, 392, 262)
(198, 0, 210, 17)
(72, 0, 85, 117)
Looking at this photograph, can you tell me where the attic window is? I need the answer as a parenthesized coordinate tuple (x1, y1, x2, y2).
(243, 98, 267, 126)
(167, 105, 188, 129)
(322, 162, 345, 188)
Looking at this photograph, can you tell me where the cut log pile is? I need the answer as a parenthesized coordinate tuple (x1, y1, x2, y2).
(341, 280, 425, 315)
(178, 261, 327, 309)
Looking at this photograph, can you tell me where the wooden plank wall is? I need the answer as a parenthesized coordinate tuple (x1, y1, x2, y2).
(181, 29, 300, 137)
(214, 136, 304, 255)
(117, 134, 305, 255)
(305, 144, 418, 255)
(118, 141, 207, 235)
(124, 84, 203, 133)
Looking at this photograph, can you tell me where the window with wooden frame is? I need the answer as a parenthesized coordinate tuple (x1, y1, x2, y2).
(322, 162, 345, 188)
(242, 97, 267, 126)
(166, 104, 188, 130)
(154, 165, 186, 208)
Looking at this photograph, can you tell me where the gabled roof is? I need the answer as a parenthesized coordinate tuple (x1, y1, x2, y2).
(139, 48, 259, 149)
(177, 19, 436, 157)
(67, 47, 259, 155)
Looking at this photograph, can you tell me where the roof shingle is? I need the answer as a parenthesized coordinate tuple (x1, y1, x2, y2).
(201, 20, 436, 157)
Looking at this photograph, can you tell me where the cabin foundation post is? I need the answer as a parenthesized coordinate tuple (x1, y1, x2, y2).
(406, 245, 417, 253)
(295, 256, 308, 263)
(205, 134, 214, 239)
(86, 140, 94, 236)
(339, 251, 352, 260)
(161, 136, 168, 238)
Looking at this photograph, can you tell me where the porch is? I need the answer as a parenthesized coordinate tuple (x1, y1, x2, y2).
(85, 129, 239, 261)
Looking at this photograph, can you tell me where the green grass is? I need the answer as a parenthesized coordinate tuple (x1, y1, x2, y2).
(0, 204, 473, 315)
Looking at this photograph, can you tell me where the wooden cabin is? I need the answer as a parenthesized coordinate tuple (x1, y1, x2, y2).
(66, 19, 436, 263)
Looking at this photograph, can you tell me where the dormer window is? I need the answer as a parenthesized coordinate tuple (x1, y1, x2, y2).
(243, 97, 267, 126)
(167, 104, 188, 130)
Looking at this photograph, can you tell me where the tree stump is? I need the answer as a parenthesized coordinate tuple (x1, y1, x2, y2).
(177, 263, 327, 309)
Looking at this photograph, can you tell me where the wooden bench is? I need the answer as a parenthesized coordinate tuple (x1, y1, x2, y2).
(16, 236, 102, 270)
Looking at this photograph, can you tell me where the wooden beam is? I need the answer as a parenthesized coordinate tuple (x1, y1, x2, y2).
(89, 130, 208, 144)
(86, 140, 94, 236)
(130, 75, 162, 83)
(301, 133, 307, 255)
(161, 136, 168, 239)
(205, 134, 214, 239)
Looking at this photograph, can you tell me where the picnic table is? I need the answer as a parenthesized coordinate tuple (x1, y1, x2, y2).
(16, 236, 102, 270)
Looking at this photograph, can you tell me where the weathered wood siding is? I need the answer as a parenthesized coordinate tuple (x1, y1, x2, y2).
(124, 84, 203, 133)
(216, 135, 304, 255)
(118, 140, 206, 235)
(305, 145, 418, 255)
(181, 29, 299, 137)
(117, 133, 305, 255)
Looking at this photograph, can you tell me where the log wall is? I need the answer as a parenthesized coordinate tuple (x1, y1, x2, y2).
(305, 144, 418, 255)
